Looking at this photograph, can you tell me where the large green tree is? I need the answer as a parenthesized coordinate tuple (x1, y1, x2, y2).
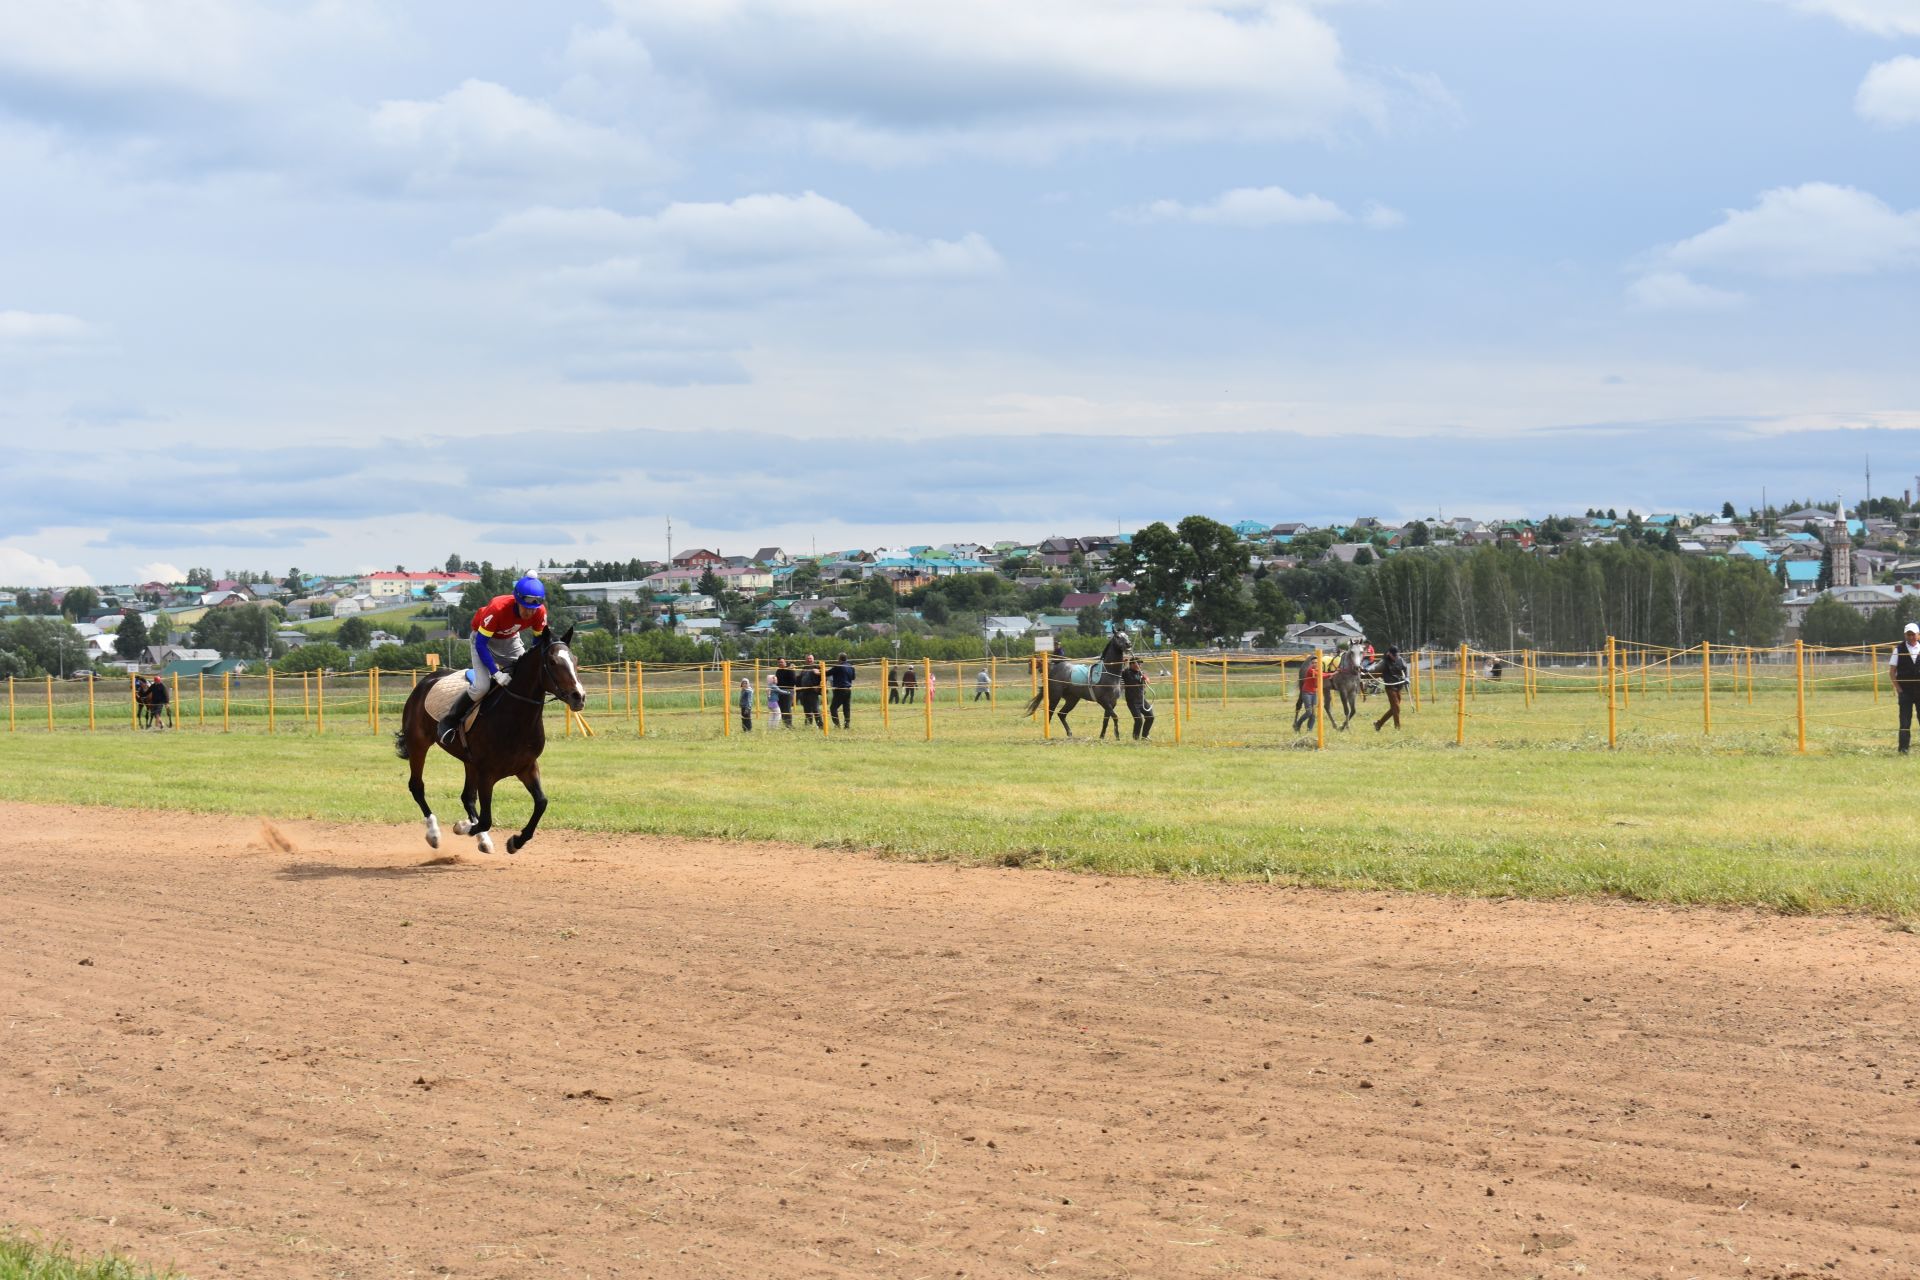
(191, 604, 276, 658)
(113, 612, 150, 660)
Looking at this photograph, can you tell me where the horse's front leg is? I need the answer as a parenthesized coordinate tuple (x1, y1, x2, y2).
(506, 766, 547, 855)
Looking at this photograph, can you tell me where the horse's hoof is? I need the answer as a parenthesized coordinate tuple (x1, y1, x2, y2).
(454, 819, 473, 836)
(476, 831, 494, 855)
(505, 835, 522, 855)
(425, 818, 440, 850)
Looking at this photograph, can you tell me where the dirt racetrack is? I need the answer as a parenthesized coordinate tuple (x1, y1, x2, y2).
(3, 802, 1917, 1279)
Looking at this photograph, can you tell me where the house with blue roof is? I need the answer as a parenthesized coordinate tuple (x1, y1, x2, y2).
(1232, 520, 1269, 538)
(1783, 561, 1821, 587)
(1732, 540, 1771, 560)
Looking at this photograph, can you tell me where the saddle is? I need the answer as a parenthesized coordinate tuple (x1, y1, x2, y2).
(1066, 661, 1105, 688)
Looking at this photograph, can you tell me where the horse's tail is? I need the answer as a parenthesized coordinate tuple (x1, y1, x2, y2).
(392, 728, 409, 759)
(1022, 689, 1046, 718)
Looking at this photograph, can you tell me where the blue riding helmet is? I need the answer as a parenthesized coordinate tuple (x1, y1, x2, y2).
(513, 574, 546, 612)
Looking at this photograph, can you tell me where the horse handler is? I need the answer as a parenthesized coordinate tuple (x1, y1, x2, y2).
(1372, 646, 1409, 732)
(1891, 622, 1920, 753)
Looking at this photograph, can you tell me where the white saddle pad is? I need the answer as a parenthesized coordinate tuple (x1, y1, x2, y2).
(422, 671, 473, 721)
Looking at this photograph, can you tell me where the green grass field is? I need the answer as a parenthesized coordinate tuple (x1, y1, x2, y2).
(4, 655, 1917, 917)
(0, 1232, 179, 1280)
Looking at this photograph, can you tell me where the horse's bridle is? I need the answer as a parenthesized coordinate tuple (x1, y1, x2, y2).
(498, 643, 568, 706)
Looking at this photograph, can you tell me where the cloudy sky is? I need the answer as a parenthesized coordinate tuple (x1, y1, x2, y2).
(4, 0, 1919, 586)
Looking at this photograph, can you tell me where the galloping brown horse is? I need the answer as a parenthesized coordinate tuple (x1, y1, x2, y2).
(393, 627, 587, 855)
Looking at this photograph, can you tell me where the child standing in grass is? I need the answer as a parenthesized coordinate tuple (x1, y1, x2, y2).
(766, 673, 783, 729)
(739, 677, 754, 732)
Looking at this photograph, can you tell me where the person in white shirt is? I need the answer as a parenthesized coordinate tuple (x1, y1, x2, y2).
(1890, 621, 1920, 753)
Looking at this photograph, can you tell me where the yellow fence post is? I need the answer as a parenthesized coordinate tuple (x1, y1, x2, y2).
(1605, 636, 1617, 749)
(1620, 642, 1630, 711)
(1745, 647, 1754, 704)
(1171, 651, 1182, 745)
(722, 660, 733, 737)
(47, 674, 55, 731)
(1795, 639, 1807, 753)
(922, 658, 933, 742)
(222, 673, 230, 732)
(316, 670, 325, 735)
(1040, 653, 1051, 739)
(880, 657, 892, 730)
(87, 673, 95, 730)
(268, 668, 276, 734)
(636, 662, 646, 737)
(128, 673, 138, 730)
(954, 660, 962, 707)
(1702, 640, 1712, 736)
(698, 664, 706, 712)
(1455, 644, 1466, 746)
(198, 671, 206, 729)
(1315, 658, 1326, 751)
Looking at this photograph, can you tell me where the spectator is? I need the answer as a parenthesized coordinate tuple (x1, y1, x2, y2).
(774, 658, 797, 727)
(766, 673, 783, 729)
(1891, 622, 1920, 753)
(901, 665, 918, 703)
(975, 668, 992, 701)
(887, 665, 901, 704)
(797, 654, 824, 729)
(738, 677, 754, 733)
(134, 675, 151, 729)
(828, 652, 856, 729)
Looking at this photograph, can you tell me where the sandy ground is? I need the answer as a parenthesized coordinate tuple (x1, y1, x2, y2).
(2, 802, 1917, 1279)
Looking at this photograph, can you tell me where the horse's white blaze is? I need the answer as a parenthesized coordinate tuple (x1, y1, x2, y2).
(476, 831, 494, 854)
(557, 647, 583, 702)
(425, 815, 440, 849)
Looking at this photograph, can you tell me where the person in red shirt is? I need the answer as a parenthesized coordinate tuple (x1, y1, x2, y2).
(1294, 653, 1322, 732)
(438, 574, 548, 745)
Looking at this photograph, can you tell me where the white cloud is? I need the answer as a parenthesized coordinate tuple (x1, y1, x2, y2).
(1360, 200, 1407, 231)
(1133, 186, 1351, 227)
(0, 545, 93, 588)
(367, 79, 655, 193)
(1857, 56, 1920, 125)
(471, 192, 1000, 306)
(0, 310, 91, 342)
(133, 561, 185, 584)
(592, 0, 1419, 160)
(1660, 182, 1920, 278)
(1626, 272, 1745, 311)
(1789, 0, 1920, 35)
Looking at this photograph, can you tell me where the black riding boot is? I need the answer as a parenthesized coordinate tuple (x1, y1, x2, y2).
(437, 692, 474, 746)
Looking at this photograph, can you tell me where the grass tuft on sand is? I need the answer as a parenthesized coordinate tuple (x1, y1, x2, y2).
(0, 1232, 181, 1280)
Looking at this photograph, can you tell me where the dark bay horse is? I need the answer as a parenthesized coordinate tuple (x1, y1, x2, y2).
(1024, 630, 1131, 738)
(393, 628, 587, 855)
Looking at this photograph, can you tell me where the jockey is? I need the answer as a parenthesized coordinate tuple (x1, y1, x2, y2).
(438, 574, 548, 745)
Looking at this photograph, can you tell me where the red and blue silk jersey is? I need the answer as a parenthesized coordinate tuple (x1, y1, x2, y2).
(471, 594, 547, 642)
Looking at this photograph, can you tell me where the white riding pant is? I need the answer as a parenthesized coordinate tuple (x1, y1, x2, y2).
(467, 636, 525, 697)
